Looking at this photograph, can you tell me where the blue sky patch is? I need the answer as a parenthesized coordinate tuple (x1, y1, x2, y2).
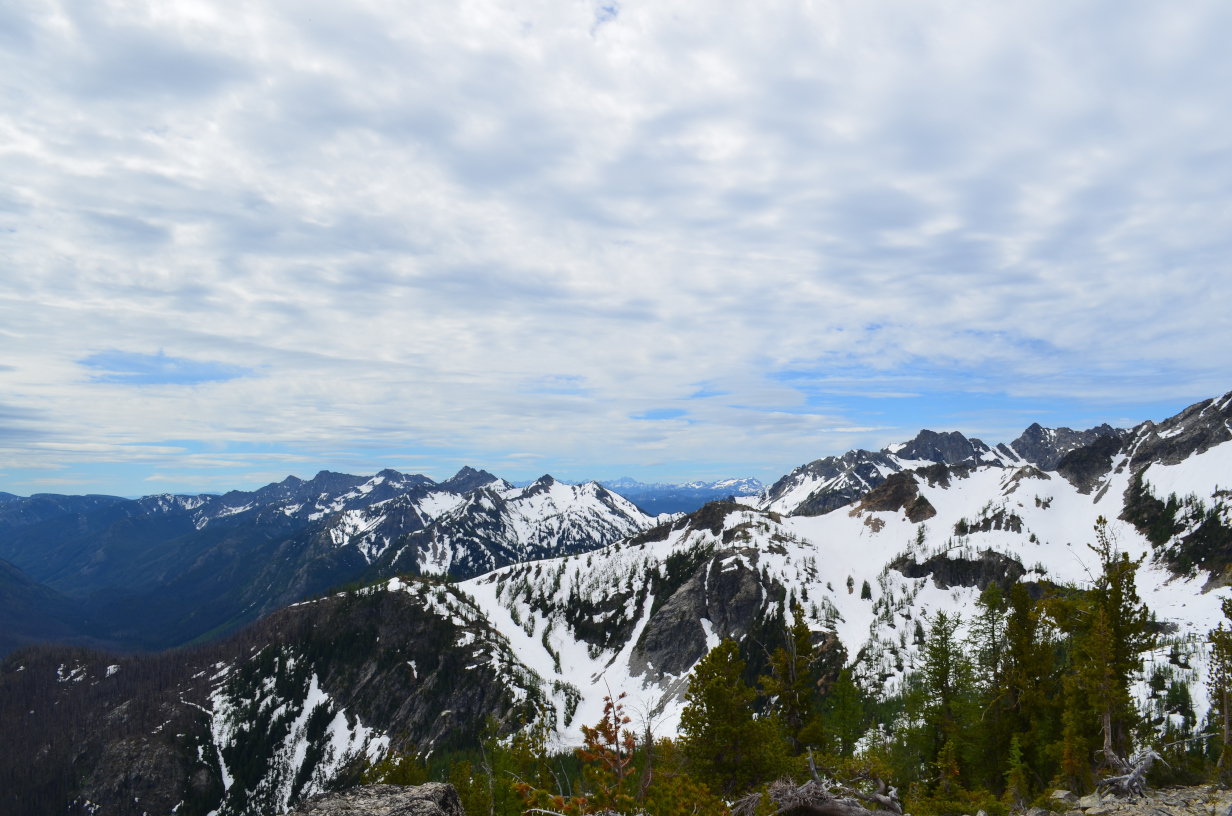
(79, 350, 248, 386)
(632, 408, 687, 420)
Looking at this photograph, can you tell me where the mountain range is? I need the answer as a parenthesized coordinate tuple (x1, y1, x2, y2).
(3, 390, 1232, 815)
(599, 476, 764, 514)
(0, 467, 663, 652)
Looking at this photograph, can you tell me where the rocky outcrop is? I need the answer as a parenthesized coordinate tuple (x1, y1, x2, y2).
(631, 548, 777, 690)
(376, 479, 657, 580)
(764, 449, 900, 517)
(890, 549, 1025, 591)
(855, 473, 920, 514)
(1056, 435, 1124, 494)
(1011, 423, 1128, 470)
(1125, 391, 1232, 468)
(764, 429, 1016, 518)
(846, 473, 936, 522)
(893, 429, 984, 465)
(1026, 785, 1232, 816)
(77, 737, 195, 816)
(292, 783, 465, 816)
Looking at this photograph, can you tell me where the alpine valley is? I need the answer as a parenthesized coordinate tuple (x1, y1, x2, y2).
(4, 392, 1232, 816)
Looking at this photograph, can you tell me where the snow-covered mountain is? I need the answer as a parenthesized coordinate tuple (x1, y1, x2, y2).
(602, 476, 763, 494)
(449, 391, 1232, 744)
(758, 421, 1143, 517)
(0, 466, 660, 651)
(370, 475, 668, 578)
(759, 429, 1023, 516)
(9, 391, 1232, 815)
(600, 476, 764, 514)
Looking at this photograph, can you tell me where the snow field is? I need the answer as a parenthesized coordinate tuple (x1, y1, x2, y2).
(456, 452, 1232, 744)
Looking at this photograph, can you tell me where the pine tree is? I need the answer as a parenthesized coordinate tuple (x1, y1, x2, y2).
(577, 693, 638, 812)
(1081, 516, 1154, 771)
(1209, 600, 1232, 772)
(1003, 734, 1030, 809)
(822, 668, 865, 757)
(922, 611, 969, 759)
(1004, 582, 1052, 731)
(680, 639, 783, 796)
(969, 583, 1010, 791)
(760, 605, 817, 754)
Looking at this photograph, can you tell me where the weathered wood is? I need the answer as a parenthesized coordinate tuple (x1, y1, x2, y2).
(733, 775, 901, 816)
(1098, 749, 1166, 798)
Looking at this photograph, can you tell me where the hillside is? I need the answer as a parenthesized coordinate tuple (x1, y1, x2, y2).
(0, 576, 555, 816)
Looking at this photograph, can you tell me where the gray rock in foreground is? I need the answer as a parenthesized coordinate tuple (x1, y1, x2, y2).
(291, 783, 465, 816)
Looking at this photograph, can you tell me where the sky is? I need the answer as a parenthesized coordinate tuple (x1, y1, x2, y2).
(1, 0, 1231, 496)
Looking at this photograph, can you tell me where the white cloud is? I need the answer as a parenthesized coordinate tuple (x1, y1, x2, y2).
(1, 0, 1230, 493)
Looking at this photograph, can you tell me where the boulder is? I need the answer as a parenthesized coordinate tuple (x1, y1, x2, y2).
(291, 783, 465, 816)
(1052, 791, 1079, 806)
(1079, 794, 1102, 809)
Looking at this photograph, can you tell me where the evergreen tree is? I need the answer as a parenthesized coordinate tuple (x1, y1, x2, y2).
(1003, 734, 1030, 809)
(1003, 581, 1056, 756)
(819, 668, 865, 757)
(921, 612, 970, 760)
(760, 605, 817, 754)
(968, 584, 1009, 791)
(1081, 516, 1154, 770)
(680, 639, 783, 796)
(1209, 600, 1232, 772)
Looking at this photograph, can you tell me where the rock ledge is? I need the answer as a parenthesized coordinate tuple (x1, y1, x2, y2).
(291, 783, 465, 816)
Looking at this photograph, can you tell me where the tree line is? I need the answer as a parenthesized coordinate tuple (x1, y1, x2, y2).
(373, 517, 1232, 816)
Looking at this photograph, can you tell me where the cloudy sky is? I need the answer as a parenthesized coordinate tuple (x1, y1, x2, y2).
(2, 0, 1231, 495)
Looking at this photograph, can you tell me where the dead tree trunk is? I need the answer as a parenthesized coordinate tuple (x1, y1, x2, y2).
(1099, 749, 1166, 798)
(733, 776, 902, 816)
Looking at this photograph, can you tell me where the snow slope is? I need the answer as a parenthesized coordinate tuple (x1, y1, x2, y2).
(374, 476, 669, 580)
(457, 414, 1232, 745)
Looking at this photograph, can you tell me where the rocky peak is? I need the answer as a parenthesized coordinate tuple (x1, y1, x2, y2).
(1010, 422, 1128, 470)
(518, 474, 557, 496)
(888, 429, 979, 464)
(439, 466, 500, 493)
(1125, 390, 1232, 468)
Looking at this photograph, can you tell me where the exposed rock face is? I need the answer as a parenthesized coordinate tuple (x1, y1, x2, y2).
(1125, 391, 1232, 468)
(1011, 423, 1128, 470)
(1056, 434, 1124, 494)
(764, 449, 901, 517)
(375, 478, 657, 580)
(77, 737, 193, 816)
(854, 473, 918, 513)
(913, 463, 956, 488)
(848, 473, 936, 522)
(893, 429, 983, 464)
(890, 549, 1025, 591)
(631, 548, 777, 689)
(292, 783, 465, 816)
(438, 467, 503, 493)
